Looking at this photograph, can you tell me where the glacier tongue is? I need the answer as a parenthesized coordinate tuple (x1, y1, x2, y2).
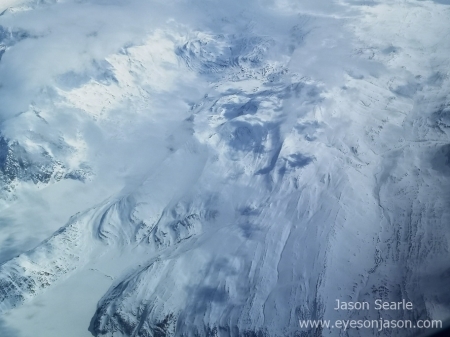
(0, 0, 450, 336)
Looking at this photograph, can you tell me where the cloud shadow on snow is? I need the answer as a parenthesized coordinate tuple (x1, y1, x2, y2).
(0, 318, 19, 337)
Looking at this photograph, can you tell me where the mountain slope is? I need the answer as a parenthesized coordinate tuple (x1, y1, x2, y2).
(0, 1, 449, 337)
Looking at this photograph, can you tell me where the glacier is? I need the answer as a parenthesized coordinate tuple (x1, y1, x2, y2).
(0, 0, 449, 336)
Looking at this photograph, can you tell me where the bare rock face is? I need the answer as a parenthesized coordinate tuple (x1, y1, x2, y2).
(0, 136, 54, 188)
(0, 135, 92, 197)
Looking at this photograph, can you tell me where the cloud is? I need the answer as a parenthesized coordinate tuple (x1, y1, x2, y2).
(0, 0, 348, 119)
(0, 0, 166, 118)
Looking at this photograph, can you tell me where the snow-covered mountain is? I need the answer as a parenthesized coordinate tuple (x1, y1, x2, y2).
(0, 0, 449, 336)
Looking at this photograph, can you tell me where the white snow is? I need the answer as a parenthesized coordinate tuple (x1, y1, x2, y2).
(0, 0, 449, 336)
